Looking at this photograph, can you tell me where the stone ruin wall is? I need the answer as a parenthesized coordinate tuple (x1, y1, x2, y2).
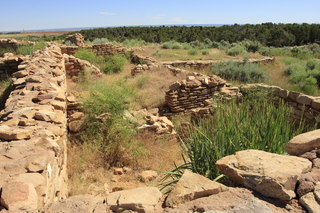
(0, 44, 68, 210)
(165, 67, 320, 126)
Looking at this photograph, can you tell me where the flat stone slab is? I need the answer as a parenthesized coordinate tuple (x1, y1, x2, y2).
(216, 149, 312, 200)
(286, 129, 320, 156)
(165, 170, 228, 207)
(107, 187, 162, 213)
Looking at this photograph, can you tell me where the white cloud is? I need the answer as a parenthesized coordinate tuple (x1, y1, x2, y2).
(99, 12, 116, 15)
(170, 17, 187, 23)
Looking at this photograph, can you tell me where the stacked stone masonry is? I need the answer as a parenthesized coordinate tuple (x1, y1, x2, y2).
(240, 84, 320, 126)
(165, 75, 227, 113)
(161, 56, 275, 70)
(0, 44, 68, 211)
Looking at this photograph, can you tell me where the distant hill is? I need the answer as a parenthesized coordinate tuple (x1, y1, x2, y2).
(0, 24, 225, 33)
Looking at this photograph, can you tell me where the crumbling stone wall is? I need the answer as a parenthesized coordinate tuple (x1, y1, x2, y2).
(0, 39, 19, 52)
(0, 43, 68, 211)
(0, 55, 25, 79)
(60, 43, 129, 57)
(161, 57, 275, 70)
(165, 74, 227, 113)
(240, 84, 320, 126)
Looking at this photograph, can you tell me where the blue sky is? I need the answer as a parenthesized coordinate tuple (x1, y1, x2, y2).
(1, 0, 319, 32)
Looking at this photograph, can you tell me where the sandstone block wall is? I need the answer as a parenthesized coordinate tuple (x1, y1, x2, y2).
(0, 55, 25, 79)
(240, 84, 320, 126)
(0, 44, 68, 211)
(60, 43, 129, 57)
(0, 39, 19, 52)
(165, 74, 226, 113)
(161, 57, 275, 70)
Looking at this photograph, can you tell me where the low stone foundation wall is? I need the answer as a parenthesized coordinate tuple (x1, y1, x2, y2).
(0, 44, 68, 211)
(0, 55, 26, 79)
(240, 84, 320, 126)
(161, 56, 275, 70)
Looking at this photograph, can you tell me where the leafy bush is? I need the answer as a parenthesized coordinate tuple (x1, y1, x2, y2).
(172, 42, 183, 49)
(258, 46, 273, 56)
(80, 80, 141, 167)
(283, 59, 320, 94)
(241, 39, 262, 52)
(182, 43, 192, 50)
(212, 60, 268, 82)
(162, 41, 173, 49)
(122, 39, 146, 47)
(16, 42, 47, 55)
(74, 48, 105, 67)
(188, 48, 198, 55)
(201, 49, 210, 55)
(102, 54, 128, 74)
(92, 38, 111, 44)
(226, 45, 246, 56)
(64, 40, 76, 46)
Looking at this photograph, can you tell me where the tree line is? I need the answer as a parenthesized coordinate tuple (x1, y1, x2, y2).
(65, 23, 320, 47)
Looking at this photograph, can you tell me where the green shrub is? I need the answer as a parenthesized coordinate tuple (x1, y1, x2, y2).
(201, 49, 210, 55)
(226, 45, 246, 56)
(16, 42, 47, 55)
(172, 42, 183, 49)
(212, 60, 268, 82)
(188, 48, 198, 55)
(92, 38, 111, 44)
(80, 80, 141, 167)
(102, 54, 128, 74)
(162, 41, 173, 49)
(64, 40, 76, 46)
(242, 40, 262, 52)
(74, 48, 105, 67)
(258, 46, 272, 56)
(182, 43, 192, 50)
(122, 39, 146, 47)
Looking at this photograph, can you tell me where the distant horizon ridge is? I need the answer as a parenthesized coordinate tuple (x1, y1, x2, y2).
(1, 22, 319, 33)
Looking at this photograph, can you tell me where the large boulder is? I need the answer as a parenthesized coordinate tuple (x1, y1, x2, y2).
(106, 187, 162, 213)
(0, 182, 38, 211)
(165, 170, 228, 207)
(216, 149, 312, 200)
(286, 129, 320, 156)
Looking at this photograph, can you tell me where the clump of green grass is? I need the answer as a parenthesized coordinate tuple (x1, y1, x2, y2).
(102, 54, 128, 74)
(16, 41, 47, 55)
(74, 48, 105, 66)
(152, 49, 163, 57)
(165, 91, 315, 182)
(122, 39, 147, 47)
(201, 49, 210, 55)
(79, 79, 145, 167)
(188, 48, 198, 55)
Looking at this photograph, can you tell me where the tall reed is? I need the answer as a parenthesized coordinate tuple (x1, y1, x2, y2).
(180, 94, 313, 180)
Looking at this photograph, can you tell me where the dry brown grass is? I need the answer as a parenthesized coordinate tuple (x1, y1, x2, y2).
(133, 130, 184, 171)
(127, 67, 187, 110)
